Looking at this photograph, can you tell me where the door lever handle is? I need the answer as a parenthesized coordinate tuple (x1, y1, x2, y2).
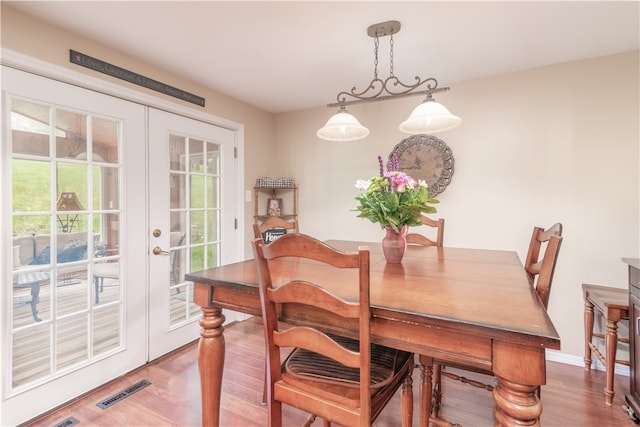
(152, 246, 170, 255)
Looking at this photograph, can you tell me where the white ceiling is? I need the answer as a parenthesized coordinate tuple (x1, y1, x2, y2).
(7, 1, 639, 113)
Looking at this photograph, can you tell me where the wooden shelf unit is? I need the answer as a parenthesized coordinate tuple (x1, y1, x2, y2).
(253, 185, 297, 223)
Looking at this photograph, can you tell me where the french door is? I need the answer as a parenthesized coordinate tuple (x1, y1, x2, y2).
(2, 66, 240, 425)
(147, 109, 236, 359)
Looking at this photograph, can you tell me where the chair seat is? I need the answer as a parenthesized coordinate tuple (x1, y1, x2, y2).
(284, 334, 411, 390)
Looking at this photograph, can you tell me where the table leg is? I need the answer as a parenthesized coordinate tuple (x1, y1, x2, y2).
(419, 356, 433, 427)
(198, 305, 226, 427)
(493, 376, 541, 426)
(584, 298, 594, 370)
(604, 317, 619, 405)
(492, 341, 545, 426)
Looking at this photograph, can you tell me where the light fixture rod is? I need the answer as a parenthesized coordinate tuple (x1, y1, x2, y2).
(327, 86, 449, 108)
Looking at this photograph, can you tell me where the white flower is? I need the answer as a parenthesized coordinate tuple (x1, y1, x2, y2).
(355, 179, 370, 190)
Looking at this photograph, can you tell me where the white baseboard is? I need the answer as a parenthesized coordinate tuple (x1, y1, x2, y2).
(546, 349, 630, 377)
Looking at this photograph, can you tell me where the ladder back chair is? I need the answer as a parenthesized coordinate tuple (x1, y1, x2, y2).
(252, 234, 414, 427)
(406, 215, 445, 247)
(253, 216, 299, 244)
(420, 223, 563, 425)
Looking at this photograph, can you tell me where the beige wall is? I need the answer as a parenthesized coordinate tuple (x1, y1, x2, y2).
(274, 51, 640, 361)
(3, 4, 639, 362)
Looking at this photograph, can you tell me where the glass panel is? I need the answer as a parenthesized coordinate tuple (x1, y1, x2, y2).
(170, 247, 186, 285)
(190, 211, 204, 244)
(207, 176, 220, 209)
(57, 314, 89, 370)
(190, 175, 204, 209)
(206, 142, 220, 175)
(207, 243, 220, 269)
(170, 211, 187, 239)
(91, 116, 119, 164)
(11, 99, 51, 157)
(169, 134, 186, 171)
(57, 269, 89, 316)
(170, 173, 186, 209)
(12, 270, 52, 326)
(96, 213, 120, 256)
(12, 159, 51, 213)
(94, 165, 119, 210)
(12, 322, 52, 387)
(208, 210, 220, 242)
(93, 261, 120, 305)
(170, 291, 187, 325)
(12, 215, 51, 267)
(190, 246, 204, 273)
(56, 110, 87, 160)
(189, 139, 204, 172)
(93, 305, 120, 356)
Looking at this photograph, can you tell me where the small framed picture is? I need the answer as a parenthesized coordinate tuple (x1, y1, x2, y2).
(268, 198, 282, 217)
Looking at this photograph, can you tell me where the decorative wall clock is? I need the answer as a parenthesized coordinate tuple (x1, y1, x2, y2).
(389, 134, 454, 197)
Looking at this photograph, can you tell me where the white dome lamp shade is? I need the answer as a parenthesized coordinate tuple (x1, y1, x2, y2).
(399, 95, 462, 134)
(317, 106, 370, 142)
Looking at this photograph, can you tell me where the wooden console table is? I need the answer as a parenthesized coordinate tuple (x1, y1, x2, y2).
(187, 240, 561, 426)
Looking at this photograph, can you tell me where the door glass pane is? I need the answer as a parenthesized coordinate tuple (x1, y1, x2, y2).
(9, 97, 123, 391)
(56, 110, 87, 160)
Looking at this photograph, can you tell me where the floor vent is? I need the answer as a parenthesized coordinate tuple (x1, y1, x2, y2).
(53, 417, 79, 427)
(96, 379, 151, 410)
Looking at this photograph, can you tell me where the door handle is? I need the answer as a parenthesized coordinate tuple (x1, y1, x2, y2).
(152, 246, 170, 255)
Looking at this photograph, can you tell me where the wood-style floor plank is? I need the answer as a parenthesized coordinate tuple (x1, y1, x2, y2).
(21, 317, 638, 426)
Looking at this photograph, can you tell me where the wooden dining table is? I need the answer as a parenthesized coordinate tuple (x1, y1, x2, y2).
(186, 240, 561, 427)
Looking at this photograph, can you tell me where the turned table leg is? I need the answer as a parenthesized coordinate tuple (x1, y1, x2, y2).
(492, 341, 545, 426)
(493, 377, 542, 427)
(419, 356, 433, 427)
(195, 283, 226, 427)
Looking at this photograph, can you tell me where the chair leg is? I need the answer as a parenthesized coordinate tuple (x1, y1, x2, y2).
(432, 362, 442, 418)
(584, 298, 594, 370)
(401, 368, 414, 427)
(605, 318, 620, 405)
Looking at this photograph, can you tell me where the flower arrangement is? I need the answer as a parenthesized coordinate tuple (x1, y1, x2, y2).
(354, 155, 439, 233)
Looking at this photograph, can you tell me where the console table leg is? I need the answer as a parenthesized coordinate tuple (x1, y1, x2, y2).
(198, 305, 226, 427)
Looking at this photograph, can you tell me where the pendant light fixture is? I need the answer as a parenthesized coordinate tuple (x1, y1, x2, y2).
(317, 20, 461, 141)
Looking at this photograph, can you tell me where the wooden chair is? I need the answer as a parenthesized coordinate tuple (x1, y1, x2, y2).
(252, 234, 414, 427)
(253, 216, 299, 243)
(406, 215, 445, 247)
(420, 223, 563, 425)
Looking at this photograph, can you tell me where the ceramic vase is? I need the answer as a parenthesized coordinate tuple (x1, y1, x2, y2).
(382, 224, 408, 263)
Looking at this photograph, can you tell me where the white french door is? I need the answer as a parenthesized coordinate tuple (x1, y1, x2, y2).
(147, 109, 237, 359)
(2, 66, 241, 425)
(2, 66, 147, 425)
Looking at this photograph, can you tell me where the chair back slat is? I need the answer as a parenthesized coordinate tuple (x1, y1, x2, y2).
(406, 216, 445, 247)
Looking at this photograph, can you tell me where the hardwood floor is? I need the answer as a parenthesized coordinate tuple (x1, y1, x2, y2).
(22, 317, 638, 426)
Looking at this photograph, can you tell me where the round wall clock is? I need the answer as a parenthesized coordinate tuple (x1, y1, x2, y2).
(389, 134, 454, 197)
